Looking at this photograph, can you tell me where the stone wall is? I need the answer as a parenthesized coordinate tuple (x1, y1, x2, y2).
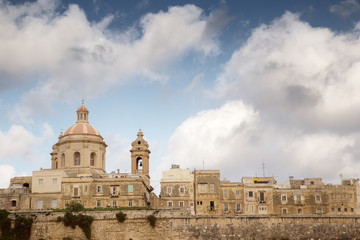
(8, 210, 360, 240)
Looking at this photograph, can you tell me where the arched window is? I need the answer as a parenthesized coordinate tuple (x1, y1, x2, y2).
(137, 157, 143, 171)
(74, 152, 80, 165)
(90, 152, 96, 166)
(11, 200, 16, 207)
(55, 161, 58, 169)
(61, 154, 65, 167)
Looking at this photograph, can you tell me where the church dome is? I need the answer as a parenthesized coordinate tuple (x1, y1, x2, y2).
(62, 101, 101, 137)
(63, 123, 100, 136)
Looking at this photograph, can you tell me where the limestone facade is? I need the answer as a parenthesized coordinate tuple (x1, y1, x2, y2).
(159, 165, 359, 216)
(0, 103, 152, 211)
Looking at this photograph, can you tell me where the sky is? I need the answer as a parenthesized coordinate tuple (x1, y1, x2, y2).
(1, 0, 360, 193)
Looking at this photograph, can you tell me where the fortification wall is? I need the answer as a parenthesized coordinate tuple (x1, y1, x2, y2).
(9, 210, 360, 240)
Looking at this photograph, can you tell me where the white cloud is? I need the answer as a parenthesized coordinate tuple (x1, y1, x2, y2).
(104, 133, 131, 173)
(0, 123, 53, 162)
(0, 1, 223, 122)
(330, 0, 360, 17)
(160, 12, 360, 184)
(162, 100, 359, 183)
(214, 12, 360, 132)
(0, 165, 15, 188)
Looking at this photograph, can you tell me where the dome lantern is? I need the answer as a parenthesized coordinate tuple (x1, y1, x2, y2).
(76, 99, 89, 124)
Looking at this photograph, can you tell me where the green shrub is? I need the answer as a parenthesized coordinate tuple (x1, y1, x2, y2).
(0, 209, 13, 240)
(14, 216, 33, 240)
(60, 212, 93, 240)
(116, 211, 127, 223)
(146, 214, 157, 228)
(76, 214, 93, 240)
(65, 201, 85, 212)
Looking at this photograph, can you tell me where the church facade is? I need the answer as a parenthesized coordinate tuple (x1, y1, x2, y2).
(0, 103, 153, 210)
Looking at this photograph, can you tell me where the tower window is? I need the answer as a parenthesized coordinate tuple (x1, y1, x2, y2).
(61, 154, 65, 167)
(138, 141, 141, 144)
(74, 152, 80, 165)
(90, 152, 96, 166)
(136, 157, 143, 171)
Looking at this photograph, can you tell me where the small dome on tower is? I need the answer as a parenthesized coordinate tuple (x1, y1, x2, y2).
(62, 101, 101, 137)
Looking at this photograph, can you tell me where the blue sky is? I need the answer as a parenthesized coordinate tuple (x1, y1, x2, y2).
(1, 0, 360, 192)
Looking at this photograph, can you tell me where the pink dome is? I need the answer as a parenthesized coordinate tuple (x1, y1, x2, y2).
(77, 105, 89, 112)
(63, 123, 100, 136)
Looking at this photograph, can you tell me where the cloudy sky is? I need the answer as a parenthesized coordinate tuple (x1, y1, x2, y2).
(1, 0, 360, 192)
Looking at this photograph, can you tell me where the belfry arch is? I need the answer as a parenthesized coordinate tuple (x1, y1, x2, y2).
(130, 129, 150, 176)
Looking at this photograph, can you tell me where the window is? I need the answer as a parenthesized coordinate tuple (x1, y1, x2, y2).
(190, 188, 194, 194)
(343, 194, 346, 199)
(331, 207, 335, 212)
(11, 200, 16, 207)
(210, 184, 214, 192)
(74, 152, 80, 165)
(281, 194, 287, 202)
(179, 201, 184, 207)
(128, 200, 133, 207)
(38, 179, 43, 186)
(298, 208, 302, 214)
(97, 200, 101, 207)
(224, 203, 229, 212)
(167, 201, 173, 207)
(167, 186, 172, 194)
(282, 208, 288, 214)
(224, 190, 228, 197)
(52, 178, 57, 185)
(190, 202, 194, 207)
(73, 187, 79, 196)
(248, 205, 254, 212)
(259, 192, 265, 202)
(128, 185, 133, 193)
(350, 194, 353, 199)
(85, 186, 88, 192)
(351, 208, 354, 212)
(310, 181, 314, 185)
(37, 200, 43, 209)
(236, 190, 240, 197)
(344, 208, 348, 212)
(249, 191, 253, 197)
(90, 152, 95, 166)
(210, 201, 215, 210)
(112, 187, 117, 195)
(315, 195, 321, 202)
(200, 184, 206, 191)
(51, 200, 57, 208)
(259, 206, 267, 211)
(338, 208, 341, 212)
(236, 203, 241, 212)
(179, 186, 185, 194)
(331, 194, 334, 200)
(294, 194, 304, 202)
(96, 185, 102, 193)
(61, 153, 65, 167)
(112, 200, 117, 207)
(197, 201, 203, 205)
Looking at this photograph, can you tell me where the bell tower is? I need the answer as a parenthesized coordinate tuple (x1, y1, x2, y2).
(130, 129, 150, 176)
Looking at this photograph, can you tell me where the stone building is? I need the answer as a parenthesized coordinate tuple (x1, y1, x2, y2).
(0, 102, 153, 210)
(159, 165, 360, 216)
